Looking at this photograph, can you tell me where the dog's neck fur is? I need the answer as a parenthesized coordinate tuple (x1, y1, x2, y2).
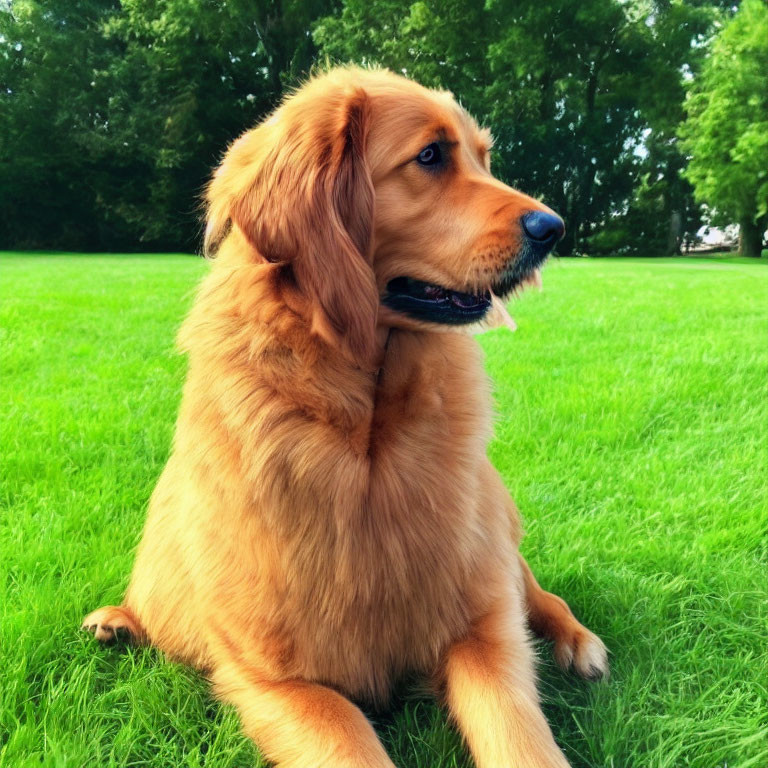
(178, 250, 490, 476)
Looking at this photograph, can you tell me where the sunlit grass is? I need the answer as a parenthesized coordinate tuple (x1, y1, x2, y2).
(1, 252, 766, 768)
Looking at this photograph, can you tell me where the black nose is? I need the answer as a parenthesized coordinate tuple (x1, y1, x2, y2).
(521, 211, 565, 249)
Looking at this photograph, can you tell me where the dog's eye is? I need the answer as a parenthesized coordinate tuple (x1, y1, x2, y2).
(416, 143, 442, 167)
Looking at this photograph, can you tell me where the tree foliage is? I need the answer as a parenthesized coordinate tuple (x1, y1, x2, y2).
(0, 0, 748, 255)
(680, 0, 768, 256)
(0, 0, 336, 251)
(316, 0, 720, 255)
(0, 0, 118, 249)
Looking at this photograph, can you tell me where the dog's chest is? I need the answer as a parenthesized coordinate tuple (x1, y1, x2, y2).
(283, 332, 499, 700)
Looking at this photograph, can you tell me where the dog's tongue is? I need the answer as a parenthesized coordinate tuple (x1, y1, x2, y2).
(486, 294, 518, 331)
(477, 267, 544, 333)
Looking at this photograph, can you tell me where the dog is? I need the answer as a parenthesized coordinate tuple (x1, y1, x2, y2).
(83, 67, 608, 768)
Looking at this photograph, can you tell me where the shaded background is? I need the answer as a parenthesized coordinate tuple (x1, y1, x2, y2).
(1, 0, 766, 256)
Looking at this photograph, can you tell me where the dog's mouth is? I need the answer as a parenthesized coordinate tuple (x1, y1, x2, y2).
(382, 278, 492, 325)
(383, 252, 548, 327)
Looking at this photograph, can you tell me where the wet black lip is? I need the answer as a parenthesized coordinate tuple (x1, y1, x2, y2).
(382, 277, 491, 325)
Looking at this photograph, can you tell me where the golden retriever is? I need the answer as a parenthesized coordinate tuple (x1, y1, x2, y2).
(83, 67, 608, 768)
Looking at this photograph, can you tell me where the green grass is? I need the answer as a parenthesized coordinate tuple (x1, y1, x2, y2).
(1, 252, 766, 768)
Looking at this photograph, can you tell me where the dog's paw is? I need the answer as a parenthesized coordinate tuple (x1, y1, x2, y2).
(552, 625, 609, 680)
(81, 605, 142, 644)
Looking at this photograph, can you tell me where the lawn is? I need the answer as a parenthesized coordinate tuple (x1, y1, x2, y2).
(1, 252, 766, 768)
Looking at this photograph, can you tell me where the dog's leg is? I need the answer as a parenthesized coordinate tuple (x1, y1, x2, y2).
(519, 554, 608, 679)
(489, 461, 608, 680)
(211, 660, 395, 768)
(442, 592, 571, 768)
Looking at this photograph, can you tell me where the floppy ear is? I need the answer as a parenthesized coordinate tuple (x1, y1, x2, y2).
(204, 86, 377, 365)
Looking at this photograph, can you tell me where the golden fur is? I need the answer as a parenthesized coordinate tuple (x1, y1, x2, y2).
(83, 67, 608, 768)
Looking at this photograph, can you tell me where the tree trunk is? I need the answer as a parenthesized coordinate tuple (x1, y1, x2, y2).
(739, 215, 766, 257)
(666, 211, 682, 255)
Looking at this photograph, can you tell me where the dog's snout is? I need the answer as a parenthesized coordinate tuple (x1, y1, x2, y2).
(521, 211, 565, 249)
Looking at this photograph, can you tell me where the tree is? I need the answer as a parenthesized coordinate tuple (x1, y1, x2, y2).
(606, 1, 718, 256)
(0, 0, 338, 252)
(0, 0, 741, 255)
(680, 0, 768, 257)
(315, 0, 723, 256)
(83, 0, 340, 250)
(0, 0, 120, 250)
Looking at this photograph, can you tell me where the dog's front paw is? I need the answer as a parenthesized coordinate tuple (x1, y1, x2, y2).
(553, 625, 608, 680)
(81, 605, 142, 644)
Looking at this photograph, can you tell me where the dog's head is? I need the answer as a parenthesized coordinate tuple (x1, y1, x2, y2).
(204, 67, 563, 365)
